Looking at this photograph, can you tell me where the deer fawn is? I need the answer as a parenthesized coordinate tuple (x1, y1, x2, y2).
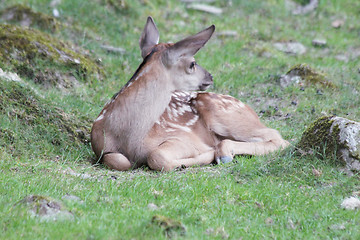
(91, 17, 289, 171)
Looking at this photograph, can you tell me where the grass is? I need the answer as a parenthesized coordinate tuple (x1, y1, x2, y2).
(0, 0, 359, 239)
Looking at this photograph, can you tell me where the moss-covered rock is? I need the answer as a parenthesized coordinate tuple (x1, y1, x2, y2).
(297, 116, 360, 171)
(0, 4, 59, 32)
(279, 63, 333, 88)
(19, 195, 73, 221)
(0, 69, 91, 156)
(0, 24, 102, 88)
(151, 215, 186, 238)
(101, 0, 129, 12)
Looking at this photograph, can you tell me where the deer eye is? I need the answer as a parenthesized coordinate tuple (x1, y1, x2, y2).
(190, 61, 196, 69)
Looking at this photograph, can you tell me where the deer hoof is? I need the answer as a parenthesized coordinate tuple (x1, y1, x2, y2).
(215, 156, 233, 164)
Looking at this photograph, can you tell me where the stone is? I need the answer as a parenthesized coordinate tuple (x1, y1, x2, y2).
(312, 39, 327, 47)
(278, 63, 331, 88)
(147, 203, 159, 210)
(332, 19, 345, 28)
(292, 0, 318, 15)
(341, 197, 360, 210)
(100, 45, 126, 54)
(20, 195, 74, 221)
(297, 116, 360, 171)
(274, 42, 306, 55)
(187, 4, 223, 15)
(151, 215, 186, 238)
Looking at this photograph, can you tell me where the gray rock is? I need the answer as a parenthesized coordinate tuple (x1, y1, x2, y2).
(279, 74, 301, 88)
(100, 45, 126, 54)
(312, 39, 327, 47)
(20, 195, 74, 221)
(147, 203, 159, 210)
(62, 194, 82, 202)
(274, 42, 306, 55)
(341, 197, 360, 210)
(297, 116, 360, 171)
(292, 0, 319, 15)
(187, 4, 223, 15)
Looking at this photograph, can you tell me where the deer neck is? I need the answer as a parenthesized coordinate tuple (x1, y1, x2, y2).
(108, 60, 174, 161)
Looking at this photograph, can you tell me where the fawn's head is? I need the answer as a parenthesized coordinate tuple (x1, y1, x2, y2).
(139, 17, 215, 91)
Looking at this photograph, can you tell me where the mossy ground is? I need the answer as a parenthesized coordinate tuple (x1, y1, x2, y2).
(0, 4, 59, 32)
(0, 0, 359, 239)
(0, 23, 102, 88)
(0, 76, 91, 158)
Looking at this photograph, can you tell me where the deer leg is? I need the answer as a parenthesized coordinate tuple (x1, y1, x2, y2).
(103, 153, 132, 171)
(215, 128, 289, 163)
(148, 139, 214, 171)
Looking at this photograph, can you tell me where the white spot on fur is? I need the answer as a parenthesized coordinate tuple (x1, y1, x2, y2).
(197, 101, 204, 107)
(177, 104, 192, 116)
(167, 122, 191, 132)
(185, 115, 199, 126)
(165, 128, 176, 133)
(236, 101, 245, 108)
(95, 109, 106, 122)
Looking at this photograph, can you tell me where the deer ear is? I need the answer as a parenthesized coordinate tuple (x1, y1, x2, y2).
(162, 25, 215, 67)
(139, 16, 160, 59)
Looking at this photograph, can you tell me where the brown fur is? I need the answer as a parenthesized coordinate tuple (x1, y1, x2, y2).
(90, 17, 289, 171)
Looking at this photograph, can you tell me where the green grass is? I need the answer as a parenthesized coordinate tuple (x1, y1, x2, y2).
(1, 0, 359, 239)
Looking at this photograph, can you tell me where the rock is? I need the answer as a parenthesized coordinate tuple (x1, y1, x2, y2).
(279, 74, 301, 88)
(151, 215, 186, 238)
(187, 4, 223, 15)
(52, 8, 60, 18)
(278, 63, 332, 88)
(19, 195, 73, 221)
(292, 0, 318, 15)
(330, 223, 346, 230)
(312, 39, 327, 47)
(332, 19, 345, 28)
(274, 42, 306, 55)
(297, 116, 360, 172)
(205, 227, 229, 239)
(0, 24, 102, 88)
(147, 203, 159, 210)
(100, 45, 126, 54)
(341, 197, 360, 210)
(335, 54, 349, 62)
(62, 194, 82, 202)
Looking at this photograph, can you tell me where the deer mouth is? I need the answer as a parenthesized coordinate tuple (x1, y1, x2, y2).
(199, 82, 212, 91)
(199, 73, 213, 90)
